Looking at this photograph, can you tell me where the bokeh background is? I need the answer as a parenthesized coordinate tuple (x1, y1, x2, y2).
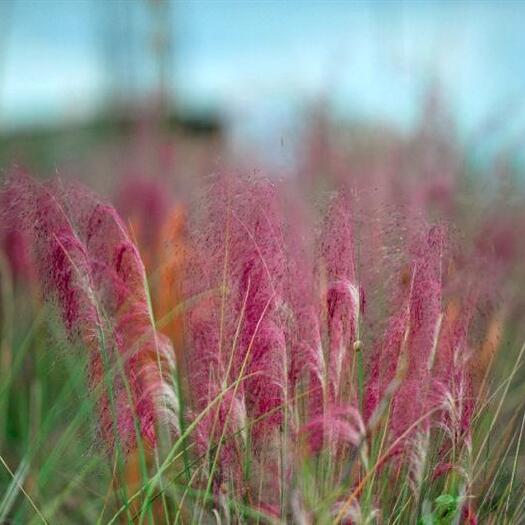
(2, 0, 525, 175)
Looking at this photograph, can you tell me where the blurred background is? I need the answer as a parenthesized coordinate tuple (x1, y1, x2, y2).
(2, 0, 525, 176)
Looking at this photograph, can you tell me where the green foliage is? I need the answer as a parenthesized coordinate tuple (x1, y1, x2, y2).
(419, 494, 462, 525)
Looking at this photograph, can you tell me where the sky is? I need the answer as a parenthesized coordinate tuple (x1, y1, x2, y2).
(1, 0, 525, 142)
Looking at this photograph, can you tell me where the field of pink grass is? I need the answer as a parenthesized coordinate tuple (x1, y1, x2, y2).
(0, 110, 525, 524)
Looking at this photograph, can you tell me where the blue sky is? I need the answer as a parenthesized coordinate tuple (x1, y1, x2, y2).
(1, 0, 525, 140)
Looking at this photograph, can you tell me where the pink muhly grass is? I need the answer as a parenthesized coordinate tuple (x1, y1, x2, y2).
(181, 180, 245, 468)
(3, 173, 97, 332)
(301, 405, 365, 455)
(388, 226, 444, 441)
(281, 193, 324, 420)
(185, 173, 287, 448)
(432, 293, 477, 446)
(0, 229, 32, 284)
(319, 191, 361, 402)
(0, 177, 34, 283)
(184, 289, 245, 471)
(364, 225, 445, 447)
(3, 174, 119, 446)
(363, 306, 408, 423)
(2, 173, 177, 453)
(83, 198, 179, 450)
(225, 176, 288, 443)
